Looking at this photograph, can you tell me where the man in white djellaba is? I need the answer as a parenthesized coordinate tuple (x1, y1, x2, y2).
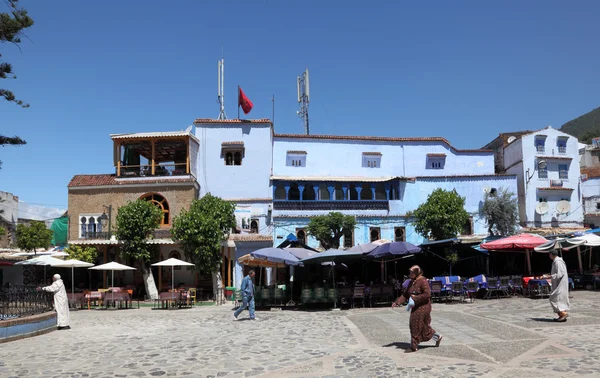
(40, 274, 70, 330)
(544, 250, 570, 322)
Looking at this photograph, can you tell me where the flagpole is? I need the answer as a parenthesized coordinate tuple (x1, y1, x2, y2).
(237, 86, 240, 119)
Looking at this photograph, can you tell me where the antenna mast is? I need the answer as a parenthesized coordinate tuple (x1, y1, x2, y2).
(297, 68, 310, 134)
(217, 55, 227, 120)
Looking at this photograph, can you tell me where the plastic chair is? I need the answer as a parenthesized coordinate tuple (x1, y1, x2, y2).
(274, 288, 284, 305)
(301, 288, 313, 306)
(430, 281, 443, 303)
(465, 281, 479, 303)
(188, 288, 197, 305)
(449, 281, 465, 302)
(499, 276, 511, 297)
(352, 286, 365, 308)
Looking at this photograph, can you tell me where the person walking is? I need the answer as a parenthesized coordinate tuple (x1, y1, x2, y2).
(39, 274, 70, 330)
(544, 250, 570, 322)
(392, 265, 442, 353)
(233, 270, 258, 321)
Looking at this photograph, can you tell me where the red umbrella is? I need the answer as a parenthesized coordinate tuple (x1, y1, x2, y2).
(480, 233, 547, 250)
(480, 233, 547, 276)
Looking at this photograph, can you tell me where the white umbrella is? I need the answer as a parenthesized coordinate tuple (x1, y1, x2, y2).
(14, 255, 66, 283)
(89, 262, 136, 304)
(53, 259, 95, 296)
(151, 257, 194, 292)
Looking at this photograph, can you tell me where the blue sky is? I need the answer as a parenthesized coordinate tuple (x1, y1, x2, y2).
(1, 0, 600, 211)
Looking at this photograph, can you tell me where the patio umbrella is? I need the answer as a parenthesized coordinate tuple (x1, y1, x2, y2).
(53, 259, 95, 296)
(535, 234, 600, 272)
(345, 243, 381, 254)
(250, 247, 302, 266)
(285, 248, 318, 260)
(238, 254, 286, 268)
(366, 242, 422, 283)
(14, 255, 66, 283)
(89, 261, 136, 303)
(366, 242, 422, 260)
(151, 257, 194, 292)
(480, 233, 548, 275)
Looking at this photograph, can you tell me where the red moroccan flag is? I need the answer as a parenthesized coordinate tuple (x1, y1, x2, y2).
(238, 86, 254, 114)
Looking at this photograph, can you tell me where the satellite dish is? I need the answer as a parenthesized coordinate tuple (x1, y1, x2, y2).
(507, 136, 516, 144)
(556, 201, 571, 214)
(538, 160, 547, 169)
(536, 202, 549, 215)
(483, 187, 491, 194)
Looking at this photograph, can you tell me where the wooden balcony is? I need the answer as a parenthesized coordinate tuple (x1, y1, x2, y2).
(273, 200, 389, 211)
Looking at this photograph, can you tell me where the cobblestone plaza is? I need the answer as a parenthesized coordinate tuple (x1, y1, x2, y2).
(2, 292, 600, 377)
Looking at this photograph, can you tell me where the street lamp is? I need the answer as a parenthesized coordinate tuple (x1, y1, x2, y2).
(99, 205, 112, 237)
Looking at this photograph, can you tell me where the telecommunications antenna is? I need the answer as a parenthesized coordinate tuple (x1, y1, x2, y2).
(507, 136, 516, 144)
(556, 201, 571, 214)
(536, 202, 549, 215)
(297, 68, 310, 134)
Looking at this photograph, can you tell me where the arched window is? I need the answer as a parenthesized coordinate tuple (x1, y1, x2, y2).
(141, 193, 170, 226)
(370, 227, 380, 242)
(288, 183, 300, 201)
(225, 152, 233, 166)
(87, 217, 96, 236)
(296, 229, 306, 245)
(394, 227, 405, 242)
(234, 152, 242, 166)
(250, 220, 259, 234)
(80, 217, 87, 237)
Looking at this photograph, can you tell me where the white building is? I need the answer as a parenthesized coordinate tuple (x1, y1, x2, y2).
(485, 126, 584, 229)
(580, 138, 600, 228)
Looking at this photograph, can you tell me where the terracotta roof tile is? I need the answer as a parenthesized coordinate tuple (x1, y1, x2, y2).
(582, 167, 600, 179)
(224, 198, 272, 203)
(427, 153, 447, 157)
(416, 174, 515, 179)
(287, 150, 307, 155)
(194, 118, 272, 124)
(274, 134, 492, 153)
(222, 141, 244, 146)
(362, 152, 382, 156)
(68, 174, 196, 188)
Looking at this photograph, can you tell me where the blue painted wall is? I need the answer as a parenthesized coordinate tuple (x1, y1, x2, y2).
(1, 314, 56, 342)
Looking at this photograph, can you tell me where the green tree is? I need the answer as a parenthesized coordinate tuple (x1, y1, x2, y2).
(1, 0, 34, 107)
(171, 194, 235, 302)
(115, 200, 163, 300)
(480, 188, 519, 236)
(15, 220, 53, 252)
(306, 212, 357, 250)
(0, 225, 5, 237)
(65, 245, 98, 264)
(411, 188, 470, 240)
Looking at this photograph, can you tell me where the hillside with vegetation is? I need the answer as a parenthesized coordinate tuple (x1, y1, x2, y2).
(560, 106, 600, 143)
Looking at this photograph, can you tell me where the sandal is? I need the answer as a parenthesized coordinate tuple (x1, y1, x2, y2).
(404, 348, 418, 353)
(435, 335, 443, 347)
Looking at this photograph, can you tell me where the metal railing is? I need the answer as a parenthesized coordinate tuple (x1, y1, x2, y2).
(273, 200, 389, 211)
(118, 163, 188, 178)
(536, 145, 545, 153)
(0, 285, 54, 320)
(81, 229, 170, 240)
(558, 146, 567, 154)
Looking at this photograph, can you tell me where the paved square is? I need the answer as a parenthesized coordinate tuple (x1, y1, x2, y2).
(2, 292, 600, 377)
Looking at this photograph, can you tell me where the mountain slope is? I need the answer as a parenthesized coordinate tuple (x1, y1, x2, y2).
(560, 106, 600, 143)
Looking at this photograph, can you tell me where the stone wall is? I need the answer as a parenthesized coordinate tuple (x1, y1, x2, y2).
(67, 185, 198, 241)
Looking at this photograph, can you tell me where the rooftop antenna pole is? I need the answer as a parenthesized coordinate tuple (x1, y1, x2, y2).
(217, 52, 227, 120)
(297, 68, 310, 134)
(270, 94, 275, 128)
